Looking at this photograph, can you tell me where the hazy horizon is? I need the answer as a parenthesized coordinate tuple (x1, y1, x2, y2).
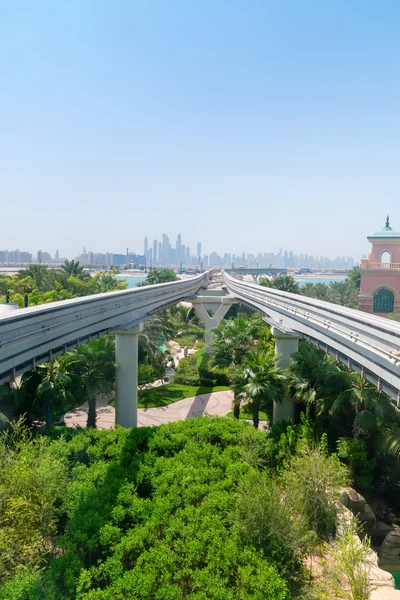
(2, 1, 399, 260)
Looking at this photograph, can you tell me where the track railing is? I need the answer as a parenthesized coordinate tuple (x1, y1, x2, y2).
(223, 271, 400, 399)
(0, 272, 210, 384)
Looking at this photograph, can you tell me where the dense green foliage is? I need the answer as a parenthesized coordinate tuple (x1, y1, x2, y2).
(260, 273, 360, 308)
(260, 275, 300, 294)
(1, 336, 116, 428)
(0, 417, 351, 599)
(174, 350, 229, 387)
(137, 269, 178, 286)
(0, 262, 127, 307)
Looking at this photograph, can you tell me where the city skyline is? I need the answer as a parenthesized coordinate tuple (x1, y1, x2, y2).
(0, 229, 356, 270)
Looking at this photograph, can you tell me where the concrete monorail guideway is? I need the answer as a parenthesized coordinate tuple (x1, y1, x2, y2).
(223, 271, 400, 403)
(0, 269, 399, 428)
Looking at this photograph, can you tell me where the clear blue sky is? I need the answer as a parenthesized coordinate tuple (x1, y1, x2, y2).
(1, 0, 400, 260)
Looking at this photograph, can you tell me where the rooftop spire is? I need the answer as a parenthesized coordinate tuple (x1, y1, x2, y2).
(386, 215, 390, 228)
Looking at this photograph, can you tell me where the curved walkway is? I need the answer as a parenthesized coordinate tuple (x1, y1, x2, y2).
(63, 390, 235, 429)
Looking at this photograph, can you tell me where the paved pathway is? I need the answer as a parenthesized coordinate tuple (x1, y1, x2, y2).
(63, 390, 235, 429)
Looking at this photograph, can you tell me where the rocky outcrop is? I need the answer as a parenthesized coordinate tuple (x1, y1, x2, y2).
(379, 531, 400, 567)
(342, 487, 366, 512)
(340, 489, 400, 598)
(342, 487, 377, 530)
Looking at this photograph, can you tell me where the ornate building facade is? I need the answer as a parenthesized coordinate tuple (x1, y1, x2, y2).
(359, 217, 400, 316)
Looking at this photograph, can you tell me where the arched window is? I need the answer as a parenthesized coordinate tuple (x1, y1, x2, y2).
(373, 288, 395, 313)
(381, 251, 391, 264)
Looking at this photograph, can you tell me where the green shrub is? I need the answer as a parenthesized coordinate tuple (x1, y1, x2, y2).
(173, 355, 200, 385)
(337, 437, 376, 491)
(196, 350, 229, 386)
(233, 470, 314, 583)
(282, 445, 349, 540)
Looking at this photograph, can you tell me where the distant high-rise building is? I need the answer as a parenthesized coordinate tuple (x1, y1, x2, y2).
(55, 249, 59, 260)
(181, 244, 186, 264)
(197, 242, 201, 261)
(162, 234, 169, 264)
(185, 246, 190, 264)
(176, 233, 182, 263)
(153, 239, 158, 265)
(37, 250, 43, 264)
(144, 236, 148, 257)
(158, 241, 163, 265)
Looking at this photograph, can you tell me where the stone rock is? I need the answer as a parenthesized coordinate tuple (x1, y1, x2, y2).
(369, 565, 395, 588)
(358, 504, 377, 530)
(343, 487, 366, 512)
(379, 531, 400, 567)
(371, 589, 400, 599)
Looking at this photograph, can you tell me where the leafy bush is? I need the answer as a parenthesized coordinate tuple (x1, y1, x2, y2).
(196, 350, 229, 386)
(337, 437, 376, 491)
(173, 355, 201, 385)
(282, 444, 349, 540)
(233, 471, 314, 584)
(0, 420, 67, 585)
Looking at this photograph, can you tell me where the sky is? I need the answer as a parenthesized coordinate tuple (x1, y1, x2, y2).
(1, 0, 400, 260)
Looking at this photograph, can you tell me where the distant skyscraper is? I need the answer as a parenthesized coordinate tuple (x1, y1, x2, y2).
(162, 234, 169, 264)
(144, 236, 148, 257)
(181, 244, 186, 264)
(55, 249, 59, 260)
(185, 246, 190, 264)
(176, 233, 182, 263)
(158, 241, 163, 264)
(197, 242, 201, 261)
(153, 239, 157, 265)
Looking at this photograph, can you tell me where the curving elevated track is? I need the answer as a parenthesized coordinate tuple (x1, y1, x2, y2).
(223, 272, 400, 400)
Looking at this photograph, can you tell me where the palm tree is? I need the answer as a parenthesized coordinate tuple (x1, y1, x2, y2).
(35, 359, 72, 428)
(242, 348, 286, 428)
(60, 259, 86, 279)
(211, 315, 258, 369)
(330, 371, 397, 440)
(301, 282, 331, 301)
(287, 343, 346, 416)
(260, 275, 300, 294)
(69, 336, 115, 428)
(229, 365, 248, 419)
(328, 280, 358, 308)
(19, 265, 49, 291)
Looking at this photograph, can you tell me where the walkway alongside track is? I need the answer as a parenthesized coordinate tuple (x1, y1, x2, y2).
(63, 390, 235, 428)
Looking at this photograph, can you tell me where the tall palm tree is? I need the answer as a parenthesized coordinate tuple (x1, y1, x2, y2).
(35, 359, 72, 428)
(60, 260, 86, 279)
(68, 336, 115, 428)
(229, 365, 248, 419)
(242, 348, 286, 428)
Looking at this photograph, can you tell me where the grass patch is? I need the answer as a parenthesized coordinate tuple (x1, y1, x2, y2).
(226, 409, 269, 422)
(138, 383, 231, 409)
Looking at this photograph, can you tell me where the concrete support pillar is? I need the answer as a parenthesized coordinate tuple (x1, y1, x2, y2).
(115, 323, 143, 428)
(192, 297, 234, 353)
(271, 326, 299, 423)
